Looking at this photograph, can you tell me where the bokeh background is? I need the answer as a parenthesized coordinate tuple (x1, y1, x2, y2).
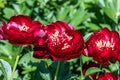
(0, 0, 120, 80)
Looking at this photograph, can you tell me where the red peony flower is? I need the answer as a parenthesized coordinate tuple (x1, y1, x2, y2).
(118, 76, 120, 80)
(118, 53, 120, 63)
(0, 27, 4, 40)
(33, 45, 50, 58)
(84, 28, 120, 65)
(118, 55, 120, 62)
(33, 26, 50, 58)
(2, 15, 43, 44)
(97, 73, 115, 80)
(46, 21, 84, 60)
(97, 72, 120, 80)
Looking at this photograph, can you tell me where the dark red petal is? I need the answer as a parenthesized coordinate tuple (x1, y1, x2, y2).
(47, 21, 84, 60)
(98, 28, 111, 40)
(33, 46, 50, 58)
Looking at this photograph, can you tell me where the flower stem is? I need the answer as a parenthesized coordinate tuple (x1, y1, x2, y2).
(10, 46, 23, 80)
(54, 61, 61, 80)
(79, 56, 84, 80)
(117, 61, 120, 79)
(96, 64, 102, 79)
(10, 55, 20, 80)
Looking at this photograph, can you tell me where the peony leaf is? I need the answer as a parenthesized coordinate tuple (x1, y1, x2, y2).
(57, 7, 70, 21)
(85, 23, 101, 30)
(64, 74, 78, 80)
(85, 67, 101, 76)
(3, 7, 15, 19)
(0, 59, 12, 80)
(84, 32, 93, 42)
(39, 72, 51, 80)
(0, 40, 13, 57)
(0, 0, 5, 8)
(34, 61, 51, 80)
(97, 0, 119, 23)
(50, 61, 69, 80)
(19, 53, 40, 67)
(71, 9, 91, 27)
(109, 61, 119, 72)
(12, 4, 21, 14)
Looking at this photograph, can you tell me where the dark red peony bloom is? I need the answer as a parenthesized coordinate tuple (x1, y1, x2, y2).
(33, 45, 50, 58)
(46, 21, 84, 60)
(33, 26, 50, 58)
(118, 54, 120, 62)
(2, 15, 43, 44)
(84, 28, 120, 65)
(97, 72, 120, 80)
(0, 27, 4, 40)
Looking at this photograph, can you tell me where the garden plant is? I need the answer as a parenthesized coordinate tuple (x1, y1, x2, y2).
(0, 0, 120, 80)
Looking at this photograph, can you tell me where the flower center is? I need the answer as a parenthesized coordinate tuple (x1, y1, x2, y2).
(61, 43, 70, 50)
(7, 22, 29, 32)
(20, 25, 29, 32)
(50, 31, 73, 50)
(95, 40, 114, 50)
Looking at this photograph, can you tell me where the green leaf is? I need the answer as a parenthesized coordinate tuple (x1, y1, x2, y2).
(0, 40, 20, 66)
(81, 55, 92, 64)
(102, 67, 110, 72)
(97, 0, 119, 23)
(50, 61, 69, 80)
(19, 53, 40, 67)
(0, 0, 5, 8)
(109, 61, 119, 72)
(57, 7, 70, 20)
(39, 72, 51, 80)
(84, 32, 93, 42)
(0, 59, 12, 80)
(85, 67, 101, 76)
(103, 7, 116, 22)
(64, 74, 78, 80)
(34, 61, 51, 80)
(12, 4, 21, 14)
(17, 0, 26, 3)
(23, 74, 31, 80)
(70, 9, 91, 27)
(100, 24, 112, 30)
(3, 8, 15, 19)
(22, 66, 36, 74)
(85, 23, 101, 30)
(98, 0, 105, 7)
(0, 40, 13, 57)
(19, 53, 31, 67)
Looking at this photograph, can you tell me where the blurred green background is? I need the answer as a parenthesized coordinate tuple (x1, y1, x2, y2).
(1, 0, 120, 34)
(0, 0, 120, 80)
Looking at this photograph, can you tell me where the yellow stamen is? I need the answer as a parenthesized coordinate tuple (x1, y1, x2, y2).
(20, 25, 29, 32)
(62, 43, 70, 50)
(50, 31, 72, 50)
(95, 40, 114, 50)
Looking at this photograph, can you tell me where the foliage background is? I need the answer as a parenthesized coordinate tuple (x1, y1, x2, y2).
(0, 0, 120, 80)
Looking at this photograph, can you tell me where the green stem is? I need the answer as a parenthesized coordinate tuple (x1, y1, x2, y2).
(79, 56, 84, 80)
(10, 46, 23, 80)
(96, 64, 102, 79)
(45, 59, 49, 68)
(10, 55, 20, 80)
(117, 61, 120, 79)
(54, 61, 61, 80)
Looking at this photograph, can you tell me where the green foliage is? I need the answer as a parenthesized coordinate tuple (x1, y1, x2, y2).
(1, 0, 120, 31)
(0, 40, 20, 66)
(0, 59, 12, 80)
(85, 67, 101, 76)
(0, 0, 120, 80)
